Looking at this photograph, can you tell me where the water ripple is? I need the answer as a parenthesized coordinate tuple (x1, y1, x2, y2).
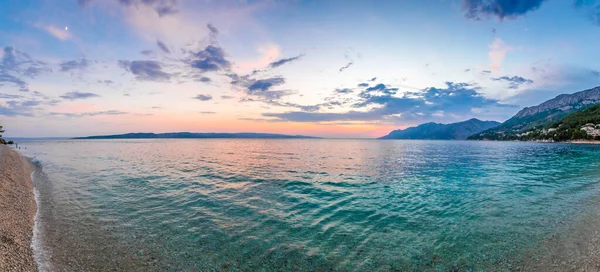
(18, 139, 600, 271)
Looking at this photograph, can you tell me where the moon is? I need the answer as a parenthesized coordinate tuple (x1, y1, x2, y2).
(65, 26, 68, 31)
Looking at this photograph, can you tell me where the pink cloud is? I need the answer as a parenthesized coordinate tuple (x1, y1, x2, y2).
(234, 43, 281, 72)
(38, 25, 73, 40)
(488, 38, 512, 72)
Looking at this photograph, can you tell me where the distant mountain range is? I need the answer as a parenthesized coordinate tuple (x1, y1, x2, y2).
(380, 118, 500, 140)
(73, 132, 319, 140)
(469, 86, 600, 140)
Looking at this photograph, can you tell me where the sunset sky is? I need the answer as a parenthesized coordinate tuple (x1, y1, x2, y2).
(1, 0, 600, 138)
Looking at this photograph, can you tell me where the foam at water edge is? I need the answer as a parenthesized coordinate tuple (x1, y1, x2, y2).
(30, 170, 52, 272)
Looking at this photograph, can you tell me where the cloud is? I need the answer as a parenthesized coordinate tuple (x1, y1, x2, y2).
(118, 60, 171, 81)
(21, 100, 41, 107)
(60, 59, 90, 72)
(39, 25, 72, 40)
(235, 44, 282, 72)
(175, 24, 234, 82)
(357, 83, 369, 87)
(228, 73, 299, 106)
(0, 93, 23, 99)
(339, 62, 353, 72)
(354, 83, 399, 103)
(506, 64, 600, 106)
(489, 38, 511, 71)
(187, 45, 231, 72)
(24, 66, 51, 78)
(463, 0, 547, 20)
(156, 40, 170, 53)
(60, 91, 101, 100)
(80, 0, 178, 17)
(335, 88, 353, 94)
(229, 74, 286, 93)
(248, 77, 285, 92)
(97, 79, 114, 86)
(193, 94, 213, 101)
(230, 71, 353, 112)
(263, 110, 381, 122)
(492, 75, 534, 89)
(206, 23, 219, 43)
(196, 76, 211, 83)
(0, 73, 27, 90)
(269, 54, 304, 69)
(0, 97, 55, 117)
(199, 111, 216, 114)
(221, 95, 234, 99)
(207, 23, 219, 36)
(31, 91, 61, 106)
(574, 0, 600, 25)
(263, 82, 514, 123)
(0, 46, 50, 91)
(369, 77, 377, 81)
(49, 110, 127, 118)
(462, 0, 600, 25)
(0, 103, 34, 116)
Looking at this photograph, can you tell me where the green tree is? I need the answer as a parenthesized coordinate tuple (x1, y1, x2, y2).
(0, 125, 4, 138)
(571, 129, 589, 140)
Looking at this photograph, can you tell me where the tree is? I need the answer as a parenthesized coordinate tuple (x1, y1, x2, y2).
(0, 125, 4, 138)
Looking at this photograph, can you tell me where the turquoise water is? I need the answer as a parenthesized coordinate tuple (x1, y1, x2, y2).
(19, 139, 600, 271)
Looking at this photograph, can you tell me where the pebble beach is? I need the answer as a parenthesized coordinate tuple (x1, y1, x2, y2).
(0, 145, 37, 272)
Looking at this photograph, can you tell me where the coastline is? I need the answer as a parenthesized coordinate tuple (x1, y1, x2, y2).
(568, 140, 600, 145)
(0, 145, 37, 271)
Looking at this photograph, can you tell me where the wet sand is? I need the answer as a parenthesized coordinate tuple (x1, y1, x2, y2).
(0, 145, 37, 271)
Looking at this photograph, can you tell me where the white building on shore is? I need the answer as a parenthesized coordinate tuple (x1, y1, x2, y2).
(581, 124, 600, 137)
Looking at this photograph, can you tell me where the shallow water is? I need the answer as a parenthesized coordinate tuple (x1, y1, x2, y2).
(18, 139, 600, 271)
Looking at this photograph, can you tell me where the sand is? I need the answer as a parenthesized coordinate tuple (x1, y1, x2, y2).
(0, 145, 37, 272)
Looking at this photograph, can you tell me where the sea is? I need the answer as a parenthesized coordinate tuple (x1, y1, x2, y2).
(17, 139, 600, 271)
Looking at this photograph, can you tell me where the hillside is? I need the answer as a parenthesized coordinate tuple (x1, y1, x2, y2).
(469, 86, 600, 140)
(516, 103, 600, 142)
(73, 132, 319, 140)
(380, 118, 500, 140)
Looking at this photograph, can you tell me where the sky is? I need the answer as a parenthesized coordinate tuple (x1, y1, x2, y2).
(1, 0, 599, 138)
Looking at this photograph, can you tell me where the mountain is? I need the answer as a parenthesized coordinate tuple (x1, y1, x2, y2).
(379, 118, 501, 140)
(469, 86, 600, 140)
(508, 103, 600, 142)
(73, 132, 319, 140)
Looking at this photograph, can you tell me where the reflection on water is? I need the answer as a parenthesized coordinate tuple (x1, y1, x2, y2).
(20, 139, 600, 271)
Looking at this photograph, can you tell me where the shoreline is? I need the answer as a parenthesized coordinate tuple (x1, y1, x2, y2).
(568, 140, 600, 145)
(0, 145, 37, 271)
